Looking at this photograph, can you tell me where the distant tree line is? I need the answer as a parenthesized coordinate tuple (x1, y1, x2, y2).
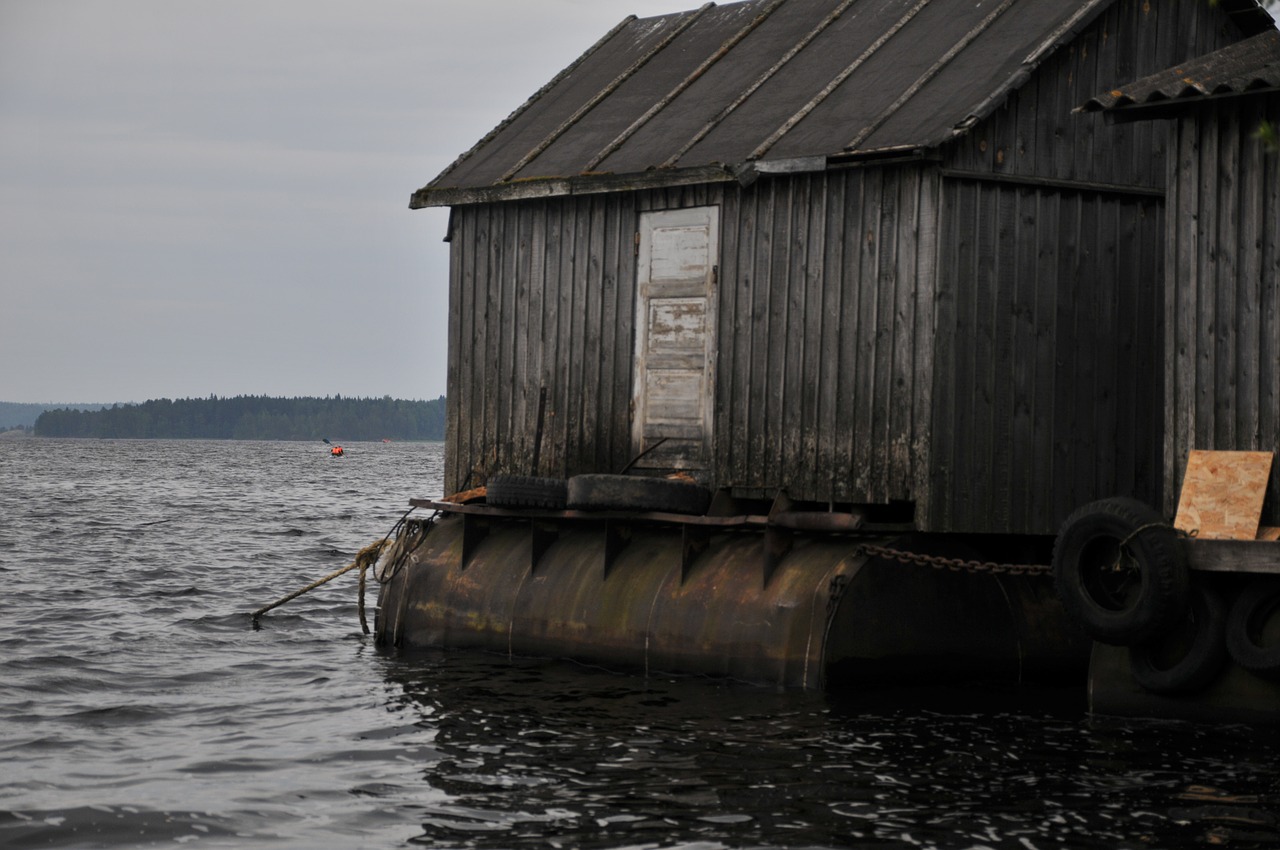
(34, 395, 446, 441)
(0, 401, 107, 430)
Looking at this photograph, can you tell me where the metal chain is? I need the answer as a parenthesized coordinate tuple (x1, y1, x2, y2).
(856, 543, 1052, 576)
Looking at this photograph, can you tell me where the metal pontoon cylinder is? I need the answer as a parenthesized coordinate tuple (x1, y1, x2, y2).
(378, 513, 1086, 689)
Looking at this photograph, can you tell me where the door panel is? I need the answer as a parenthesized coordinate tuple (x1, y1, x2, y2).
(633, 207, 718, 471)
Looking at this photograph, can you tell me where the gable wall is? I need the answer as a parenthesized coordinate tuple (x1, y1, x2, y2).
(924, 0, 1252, 533)
(946, 0, 1251, 188)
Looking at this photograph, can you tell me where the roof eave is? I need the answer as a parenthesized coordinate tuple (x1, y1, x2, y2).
(409, 164, 737, 208)
(1092, 84, 1280, 124)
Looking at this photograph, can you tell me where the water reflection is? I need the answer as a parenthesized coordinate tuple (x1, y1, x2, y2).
(383, 650, 1280, 850)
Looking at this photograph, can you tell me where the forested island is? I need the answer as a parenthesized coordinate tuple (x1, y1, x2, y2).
(33, 395, 446, 441)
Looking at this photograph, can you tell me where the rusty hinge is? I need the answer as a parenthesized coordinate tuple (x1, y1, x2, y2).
(634, 231, 641, 256)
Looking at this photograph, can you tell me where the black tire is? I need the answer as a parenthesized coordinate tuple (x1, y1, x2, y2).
(1052, 497, 1189, 646)
(486, 474, 568, 510)
(1225, 578, 1280, 681)
(1128, 581, 1228, 694)
(566, 473, 711, 515)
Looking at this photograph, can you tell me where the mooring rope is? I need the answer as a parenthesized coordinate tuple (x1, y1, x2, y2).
(250, 506, 428, 631)
(251, 539, 387, 626)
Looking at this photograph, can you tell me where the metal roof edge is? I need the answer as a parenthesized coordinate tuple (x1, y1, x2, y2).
(940, 0, 1115, 146)
(410, 165, 736, 208)
(500, 3, 715, 183)
(1095, 85, 1280, 124)
(421, 14, 638, 193)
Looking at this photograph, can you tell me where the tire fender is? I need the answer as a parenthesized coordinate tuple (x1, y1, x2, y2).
(1052, 497, 1189, 646)
(1128, 581, 1228, 694)
(566, 473, 711, 515)
(1225, 578, 1280, 681)
(486, 474, 568, 510)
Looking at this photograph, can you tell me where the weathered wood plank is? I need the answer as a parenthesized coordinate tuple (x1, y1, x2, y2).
(988, 185, 1018, 532)
(445, 209, 466, 493)
(473, 206, 495, 486)
(782, 175, 809, 494)
(1030, 190, 1059, 531)
(581, 195, 605, 472)
(1187, 540, 1280, 574)
(511, 202, 533, 468)
(728, 185, 756, 489)
(1168, 118, 1197, 516)
(524, 202, 547, 474)
(766, 181, 790, 488)
(888, 169, 919, 501)
(818, 172, 845, 502)
(540, 201, 564, 476)
(833, 172, 860, 503)
(1263, 96, 1280, 524)
(802, 173, 827, 498)
(1093, 197, 1119, 499)
(871, 170, 898, 502)
(1238, 102, 1264, 455)
(1050, 194, 1081, 525)
(1009, 187, 1036, 532)
(1215, 111, 1240, 453)
(1196, 111, 1219, 454)
(855, 170, 882, 502)
(1111, 198, 1139, 500)
(911, 167, 939, 530)
(748, 183, 773, 493)
(927, 179, 955, 528)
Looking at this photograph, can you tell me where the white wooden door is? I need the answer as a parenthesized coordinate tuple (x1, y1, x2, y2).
(632, 207, 718, 471)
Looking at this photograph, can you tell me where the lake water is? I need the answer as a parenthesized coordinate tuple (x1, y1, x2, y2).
(1, 438, 1277, 849)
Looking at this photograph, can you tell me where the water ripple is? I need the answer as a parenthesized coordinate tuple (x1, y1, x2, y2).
(2, 439, 1278, 849)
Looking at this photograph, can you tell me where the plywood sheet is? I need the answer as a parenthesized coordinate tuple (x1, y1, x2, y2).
(1174, 450, 1273, 539)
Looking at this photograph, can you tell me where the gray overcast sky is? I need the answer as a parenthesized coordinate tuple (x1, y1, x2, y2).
(0, 0, 697, 404)
(3, 2, 1278, 405)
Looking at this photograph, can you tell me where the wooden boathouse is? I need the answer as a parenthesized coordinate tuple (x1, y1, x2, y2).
(388, 0, 1280, 713)
(412, 0, 1276, 540)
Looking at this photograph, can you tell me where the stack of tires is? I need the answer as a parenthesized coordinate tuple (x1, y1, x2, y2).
(1053, 498, 1280, 694)
(486, 472, 712, 516)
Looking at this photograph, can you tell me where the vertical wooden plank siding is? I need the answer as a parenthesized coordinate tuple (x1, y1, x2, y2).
(930, 178, 1164, 534)
(443, 175, 1165, 535)
(443, 167, 940, 517)
(444, 210, 464, 493)
(1165, 94, 1280, 524)
(443, 197, 639, 492)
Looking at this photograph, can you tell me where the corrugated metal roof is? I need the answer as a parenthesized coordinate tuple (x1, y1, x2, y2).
(1078, 29, 1280, 115)
(412, 0, 1273, 207)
